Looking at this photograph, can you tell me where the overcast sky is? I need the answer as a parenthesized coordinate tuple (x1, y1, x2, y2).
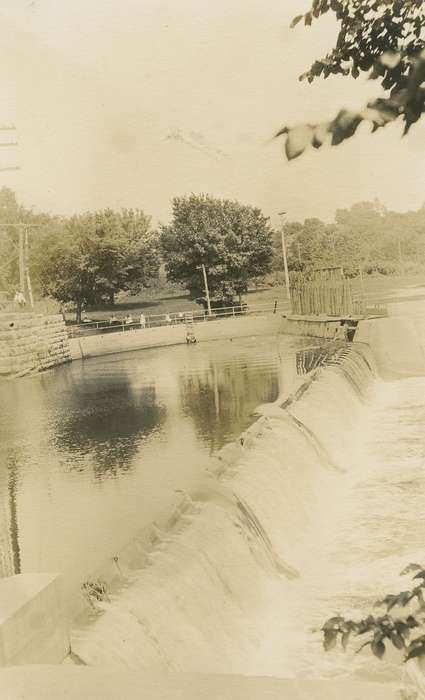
(1, 0, 424, 227)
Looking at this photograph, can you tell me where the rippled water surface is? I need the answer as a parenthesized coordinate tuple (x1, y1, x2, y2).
(0, 334, 308, 595)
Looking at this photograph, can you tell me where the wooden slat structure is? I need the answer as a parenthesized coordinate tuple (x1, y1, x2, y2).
(290, 266, 359, 317)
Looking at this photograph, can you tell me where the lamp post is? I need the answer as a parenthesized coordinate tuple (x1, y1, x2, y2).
(201, 263, 212, 316)
(278, 211, 290, 301)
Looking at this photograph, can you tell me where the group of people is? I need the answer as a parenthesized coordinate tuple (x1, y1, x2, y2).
(109, 313, 146, 327)
(104, 310, 197, 335)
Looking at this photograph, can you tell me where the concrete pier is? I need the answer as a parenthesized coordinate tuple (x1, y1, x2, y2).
(0, 574, 70, 666)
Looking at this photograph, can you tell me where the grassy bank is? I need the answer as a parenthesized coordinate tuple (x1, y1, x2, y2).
(65, 274, 425, 324)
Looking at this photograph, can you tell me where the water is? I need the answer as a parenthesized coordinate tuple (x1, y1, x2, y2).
(70, 342, 425, 686)
(0, 334, 309, 601)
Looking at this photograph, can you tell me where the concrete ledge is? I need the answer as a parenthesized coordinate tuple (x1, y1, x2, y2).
(69, 315, 282, 360)
(281, 316, 343, 339)
(0, 574, 70, 666)
(0, 667, 401, 700)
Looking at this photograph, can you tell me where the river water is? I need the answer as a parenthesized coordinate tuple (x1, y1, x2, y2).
(0, 333, 309, 600)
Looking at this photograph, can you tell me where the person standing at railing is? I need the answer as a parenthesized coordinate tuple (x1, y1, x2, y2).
(164, 313, 171, 325)
(139, 313, 146, 329)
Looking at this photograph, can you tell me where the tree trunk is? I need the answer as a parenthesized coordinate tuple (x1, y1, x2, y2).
(109, 291, 115, 306)
(76, 299, 82, 324)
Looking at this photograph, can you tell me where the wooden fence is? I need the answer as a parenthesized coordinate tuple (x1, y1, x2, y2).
(290, 279, 355, 316)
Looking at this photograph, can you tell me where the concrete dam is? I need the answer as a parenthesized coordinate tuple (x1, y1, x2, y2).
(2, 305, 425, 698)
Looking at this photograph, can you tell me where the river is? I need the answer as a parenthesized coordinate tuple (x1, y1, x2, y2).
(69, 307, 425, 686)
(0, 333, 310, 602)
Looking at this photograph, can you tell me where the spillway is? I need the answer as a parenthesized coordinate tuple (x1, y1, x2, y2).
(71, 342, 421, 681)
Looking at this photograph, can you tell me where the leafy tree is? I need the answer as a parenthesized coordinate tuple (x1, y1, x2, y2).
(0, 187, 53, 295)
(273, 200, 425, 277)
(277, 1, 425, 159)
(160, 194, 274, 306)
(39, 209, 160, 321)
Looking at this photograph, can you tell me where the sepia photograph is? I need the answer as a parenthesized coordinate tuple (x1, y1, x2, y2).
(1, 1, 425, 698)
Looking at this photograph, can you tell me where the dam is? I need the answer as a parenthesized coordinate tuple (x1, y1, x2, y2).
(2, 299, 425, 697)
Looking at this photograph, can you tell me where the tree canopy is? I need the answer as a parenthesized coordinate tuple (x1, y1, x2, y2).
(160, 194, 274, 306)
(274, 199, 425, 276)
(277, 0, 425, 159)
(38, 209, 160, 321)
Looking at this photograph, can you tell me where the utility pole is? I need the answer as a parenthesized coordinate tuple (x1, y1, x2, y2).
(278, 211, 290, 301)
(0, 223, 41, 306)
(18, 228, 25, 294)
(25, 228, 34, 307)
(201, 263, 212, 316)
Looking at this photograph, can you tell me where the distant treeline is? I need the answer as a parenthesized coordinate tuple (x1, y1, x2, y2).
(1, 188, 424, 321)
(272, 200, 425, 278)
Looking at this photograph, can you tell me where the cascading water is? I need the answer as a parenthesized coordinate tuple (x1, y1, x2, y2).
(71, 344, 395, 679)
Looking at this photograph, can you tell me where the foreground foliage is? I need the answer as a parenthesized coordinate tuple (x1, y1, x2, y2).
(323, 563, 425, 662)
(277, 0, 425, 158)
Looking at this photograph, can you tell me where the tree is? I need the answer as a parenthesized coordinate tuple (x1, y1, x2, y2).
(276, 1, 425, 159)
(160, 194, 274, 306)
(39, 209, 160, 322)
(0, 187, 52, 295)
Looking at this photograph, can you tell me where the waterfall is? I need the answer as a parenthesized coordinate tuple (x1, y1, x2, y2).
(71, 345, 377, 676)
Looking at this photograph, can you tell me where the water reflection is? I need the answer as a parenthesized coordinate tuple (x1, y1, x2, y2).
(0, 448, 22, 576)
(0, 335, 309, 596)
(51, 369, 167, 477)
(180, 358, 280, 451)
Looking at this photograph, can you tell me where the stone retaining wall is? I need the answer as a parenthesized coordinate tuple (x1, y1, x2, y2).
(0, 313, 71, 378)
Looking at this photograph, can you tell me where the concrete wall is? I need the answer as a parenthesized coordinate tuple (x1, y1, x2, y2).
(0, 313, 71, 378)
(0, 574, 70, 666)
(69, 314, 282, 360)
(281, 316, 343, 339)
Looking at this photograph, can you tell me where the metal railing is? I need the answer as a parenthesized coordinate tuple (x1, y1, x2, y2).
(66, 300, 283, 338)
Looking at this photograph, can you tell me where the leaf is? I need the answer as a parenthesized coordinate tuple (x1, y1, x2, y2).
(341, 631, 351, 650)
(413, 571, 425, 581)
(371, 639, 386, 659)
(405, 638, 425, 662)
(330, 109, 363, 146)
(322, 616, 345, 630)
(290, 15, 303, 28)
(391, 631, 405, 651)
(323, 629, 338, 651)
(284, 125, 314, 160)
(312, 122, 330, 148)
(304, 11, 312, 26)
(401, 563, 423, 576)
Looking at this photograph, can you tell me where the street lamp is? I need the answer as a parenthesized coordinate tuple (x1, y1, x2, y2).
(278, 211, 291, 300)
(200, 263, 212, 315)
